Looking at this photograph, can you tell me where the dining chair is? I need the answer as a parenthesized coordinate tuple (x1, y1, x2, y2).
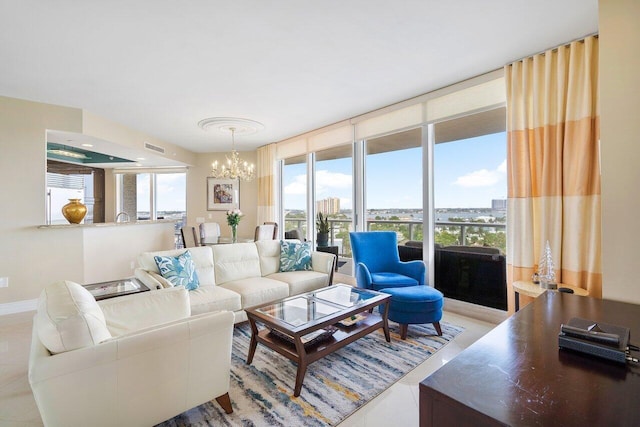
(199, 222, 221, 244)
(254, 222, 278, 241)
(180, 226, 199, 248)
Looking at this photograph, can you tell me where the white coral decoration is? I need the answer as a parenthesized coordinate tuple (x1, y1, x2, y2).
(537, 240, 556, 285)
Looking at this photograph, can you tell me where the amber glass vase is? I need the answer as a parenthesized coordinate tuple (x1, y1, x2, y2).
(61, 199, 87, 224)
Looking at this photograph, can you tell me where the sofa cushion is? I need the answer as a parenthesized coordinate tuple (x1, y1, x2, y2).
(138, 247, 215, 286)
(212, 243, 262, 284)
(256, 240, 282, 276)
(98, 287, 191, 336)
(189, 285, 242, 316)
(154, 250, 200, 290)
(267, 271, 329, 295)
(35, 280, 112, 354)
(219, 277, 289, 308)
(279, 240, 312, 272)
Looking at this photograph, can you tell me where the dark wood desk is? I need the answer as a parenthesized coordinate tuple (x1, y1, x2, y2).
(420, 292, 640, 426)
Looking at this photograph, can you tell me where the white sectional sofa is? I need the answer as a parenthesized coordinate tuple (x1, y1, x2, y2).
(134, 240, 336, 323)
(29, 281, 235, 427)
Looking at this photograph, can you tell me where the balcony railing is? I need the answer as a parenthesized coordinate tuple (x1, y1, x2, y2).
(284, 218, 506, 257)
(285, 216, 507, 310)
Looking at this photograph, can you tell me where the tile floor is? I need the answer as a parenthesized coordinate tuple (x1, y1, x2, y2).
(0, 310, 495, 426)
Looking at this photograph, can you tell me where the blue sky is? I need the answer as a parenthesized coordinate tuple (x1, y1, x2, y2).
(283, 132, 506, 210)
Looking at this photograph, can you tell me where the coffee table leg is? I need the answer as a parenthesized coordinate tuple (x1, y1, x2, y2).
(293, 339, 308, 397)
(381, 300, 391, 342)
(293, 362, 308, 397)
(246, 317, 259, 364)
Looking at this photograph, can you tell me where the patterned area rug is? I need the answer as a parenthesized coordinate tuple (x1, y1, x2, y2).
(159, 321, 462, 427)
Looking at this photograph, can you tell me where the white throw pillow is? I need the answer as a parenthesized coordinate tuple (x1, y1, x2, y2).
(35, 280, 112, 354)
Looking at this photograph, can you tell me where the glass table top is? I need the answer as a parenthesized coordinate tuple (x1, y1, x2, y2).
(254, 285, 384, 327)
(313, 285, 379, 307)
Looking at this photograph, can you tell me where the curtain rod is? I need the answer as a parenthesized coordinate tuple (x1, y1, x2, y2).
(508, 32, 599, 65)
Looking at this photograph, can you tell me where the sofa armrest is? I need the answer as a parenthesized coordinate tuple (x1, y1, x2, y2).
(312, 251, 335, 275)
(355, 262, 373, 289)
(134, 268, 168, 290)
(98, 287, 191, 336)
(396, 260, 426, 285)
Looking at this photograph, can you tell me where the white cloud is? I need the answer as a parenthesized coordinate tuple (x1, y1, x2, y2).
(285, 170, 353, 196)
(454, 159, 507, 188)
(284, 174, 307, 195)
(316, 170, 352, 195)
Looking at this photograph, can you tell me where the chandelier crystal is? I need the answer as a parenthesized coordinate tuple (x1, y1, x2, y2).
(210, 127, 255, 181)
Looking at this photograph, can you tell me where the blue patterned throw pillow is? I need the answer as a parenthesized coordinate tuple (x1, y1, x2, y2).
(280, 240, 313, 272)
(154, 250, 200, 291)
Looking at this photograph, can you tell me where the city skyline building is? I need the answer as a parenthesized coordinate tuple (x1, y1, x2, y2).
(492, 199, 507, 211)
(316, 197, 340, 215)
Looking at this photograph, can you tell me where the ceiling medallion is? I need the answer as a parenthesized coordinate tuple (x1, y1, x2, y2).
(199, 117, 264, 182)
(197, 117, 265, 135)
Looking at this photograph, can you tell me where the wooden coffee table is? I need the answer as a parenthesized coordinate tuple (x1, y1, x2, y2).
(245, 284, 391, 396)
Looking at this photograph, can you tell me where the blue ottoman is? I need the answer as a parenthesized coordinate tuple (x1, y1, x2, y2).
(379, 285, 444, 339)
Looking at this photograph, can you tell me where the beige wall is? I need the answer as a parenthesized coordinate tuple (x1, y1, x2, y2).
(0, 97, 87, 306)
(599, 0, 640, 304)
(0, 96, 183, 309)
(187, 151, 258, 239)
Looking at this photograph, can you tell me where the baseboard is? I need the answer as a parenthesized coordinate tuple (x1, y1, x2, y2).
(443, 297, 508, 325)
(0, 299, 37, 316)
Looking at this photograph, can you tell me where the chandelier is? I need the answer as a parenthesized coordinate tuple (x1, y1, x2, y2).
(211, 127, 255, 181)
(198, 117, 264, 182)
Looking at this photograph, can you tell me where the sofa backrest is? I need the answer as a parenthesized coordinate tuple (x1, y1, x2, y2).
(212, 242, 262, 284)
(255, 240, 282, 275)
(137, 246, 216, 286)
(98, 287, 190, 336)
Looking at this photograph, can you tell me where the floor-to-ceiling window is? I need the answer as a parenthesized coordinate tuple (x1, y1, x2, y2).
(314, 144, 353, 255)
(282, 155, 308, 238)
(275, 72, 507, 311)
(432, 107, 507, 309)
(365, 128, 423, 243)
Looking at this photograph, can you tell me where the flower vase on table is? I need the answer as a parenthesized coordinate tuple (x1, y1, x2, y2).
(226, 209, 243, 243)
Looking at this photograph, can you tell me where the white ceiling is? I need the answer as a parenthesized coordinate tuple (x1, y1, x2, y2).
(0, 0, 598, 154)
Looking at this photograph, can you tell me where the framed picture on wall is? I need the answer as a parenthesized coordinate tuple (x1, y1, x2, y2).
(207, 178, 240, 211)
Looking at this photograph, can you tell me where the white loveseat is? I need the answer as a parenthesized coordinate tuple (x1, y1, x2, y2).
(29, 280, 235, 427)
(134, 240, 336, 323)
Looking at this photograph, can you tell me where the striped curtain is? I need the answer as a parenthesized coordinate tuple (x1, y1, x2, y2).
(505, 35, 601, 312)
(256, 143, 277, 225)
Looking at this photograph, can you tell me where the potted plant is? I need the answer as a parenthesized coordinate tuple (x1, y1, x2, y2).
(316, 212, 330, 247)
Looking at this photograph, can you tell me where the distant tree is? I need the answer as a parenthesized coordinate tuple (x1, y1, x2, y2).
(435, 230, 460, 246)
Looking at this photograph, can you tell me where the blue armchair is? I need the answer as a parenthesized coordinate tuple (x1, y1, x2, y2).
(349, 231, 426, 291)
